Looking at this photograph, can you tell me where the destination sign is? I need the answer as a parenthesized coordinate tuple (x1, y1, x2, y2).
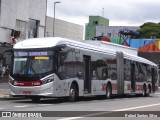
(14, 51, 53, 57)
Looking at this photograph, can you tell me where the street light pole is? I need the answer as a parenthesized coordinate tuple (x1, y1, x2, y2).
(53, 1, 61, 37)
(44, 0, 47, 37)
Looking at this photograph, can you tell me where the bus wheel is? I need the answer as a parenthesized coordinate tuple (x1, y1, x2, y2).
(106, 84, 112, 99)
(142, 85, 147, 97)
(68, 84, 77, 102)
(147, 85, 151, 96)
(31, 97, 41, 102)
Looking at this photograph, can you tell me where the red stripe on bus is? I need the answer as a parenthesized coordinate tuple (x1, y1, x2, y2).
(136, 85, 143, 90)
(13, 80, 42, 86)
(127, 84, 143, 91)
(112, 84, 117, 90)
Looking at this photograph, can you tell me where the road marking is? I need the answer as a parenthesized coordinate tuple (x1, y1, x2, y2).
(57, 117, 83, 120)
(38, 104, 52, 106)
(113, 103, 160, 111)
(14, 105, 29, 108)
(57, 103, 160, 120)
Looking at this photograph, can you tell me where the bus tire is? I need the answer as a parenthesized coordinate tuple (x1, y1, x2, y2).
(106, 84, 112, 99)
(31, 97, 41, 102)
(142, 85, 147, 97)
(68, 84, 77, 102)
(147, 85, 151, 96)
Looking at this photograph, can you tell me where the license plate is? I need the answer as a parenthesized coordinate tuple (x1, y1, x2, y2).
(23, 91, 31, 95)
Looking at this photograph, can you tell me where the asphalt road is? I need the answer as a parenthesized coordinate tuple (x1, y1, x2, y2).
(0, 92, 160, 120)
(0, 82, 160, 120)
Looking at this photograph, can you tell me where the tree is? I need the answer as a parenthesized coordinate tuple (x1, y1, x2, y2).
(138, 22, 160, 38)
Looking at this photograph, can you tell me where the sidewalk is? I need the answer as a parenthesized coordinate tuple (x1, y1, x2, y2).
(0, 77, 25, 100)
(0, 76, 8, 83)
(0, 76, 10, 99)
(0, 88, 9, 99)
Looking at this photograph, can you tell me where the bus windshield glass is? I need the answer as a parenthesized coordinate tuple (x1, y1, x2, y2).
(12, 50, 54, 77)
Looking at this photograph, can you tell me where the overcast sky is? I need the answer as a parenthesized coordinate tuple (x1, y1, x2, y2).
(47, 0, 160, 26)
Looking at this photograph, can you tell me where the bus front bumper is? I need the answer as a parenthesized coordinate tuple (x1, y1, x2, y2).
(9, 83, 55, 97)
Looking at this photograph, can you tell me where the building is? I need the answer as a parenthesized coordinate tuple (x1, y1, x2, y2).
(45, 16, 84, 41)
(0, 0, 46, 44)
(0, 0, 84, 44)
(96, 26, 139, 39)
(0, 0, 84, 66)
(85, 16, 139, 40)
(85, 16, 109, 40)
(0, 0, 46, 65)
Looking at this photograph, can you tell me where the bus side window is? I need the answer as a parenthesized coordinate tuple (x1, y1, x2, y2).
(92, 70, 98, 80)
(57, 51, 66, 79)
(102, 67, 108, 80)
(76, 72, 82, 79)
(60, 55, 65, 65)
(57, 47, 74, 80)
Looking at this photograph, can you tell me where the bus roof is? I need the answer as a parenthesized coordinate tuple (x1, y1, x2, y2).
(14, 37, 157, 67)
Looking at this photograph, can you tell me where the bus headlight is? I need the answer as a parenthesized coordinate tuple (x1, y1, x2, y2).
(42, 76, 54, 85)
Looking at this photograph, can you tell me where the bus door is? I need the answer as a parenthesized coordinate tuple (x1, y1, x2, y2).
(151, 68, 156, 92)
(83, 55, 91, 94)
(131, 64, 136, 92)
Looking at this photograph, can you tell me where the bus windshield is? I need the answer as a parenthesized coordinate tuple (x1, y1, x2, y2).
(11, 50, 54, 80)
(13, 57, 53, 75)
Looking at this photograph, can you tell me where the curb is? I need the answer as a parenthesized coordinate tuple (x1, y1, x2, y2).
(0, 95, 27, 100)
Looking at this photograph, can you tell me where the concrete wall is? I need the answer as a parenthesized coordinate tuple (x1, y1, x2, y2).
(38, 26, 45, 38)
(46, 16, 84, 41)
(0, 28, 11, 43)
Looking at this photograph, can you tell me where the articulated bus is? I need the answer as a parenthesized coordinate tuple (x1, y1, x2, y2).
(8, 37, 158, 102)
